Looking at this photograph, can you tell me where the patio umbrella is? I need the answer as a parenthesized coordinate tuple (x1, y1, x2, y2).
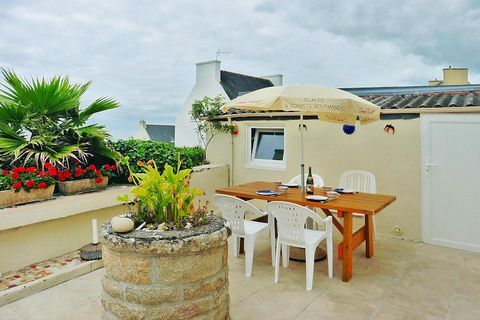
(221, 85, 381, 190)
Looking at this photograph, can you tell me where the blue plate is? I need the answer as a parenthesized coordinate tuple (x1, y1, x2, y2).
(334, 188, 356, 194)
(256, 189, 278, 196)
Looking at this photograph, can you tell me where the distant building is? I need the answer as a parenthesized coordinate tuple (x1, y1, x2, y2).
(175, 60, 283, 147)
(134, 120, 175, 144)
(428, 66, 470, 86)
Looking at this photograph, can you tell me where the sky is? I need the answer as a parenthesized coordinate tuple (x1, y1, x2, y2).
(1, 0, 479, 139)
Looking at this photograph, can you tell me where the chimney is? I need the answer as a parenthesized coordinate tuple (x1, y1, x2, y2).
(262, 74, 283, 86)
(139, 120, 147, 129)
(443, 66, 469, 85)
(195, 60, 221, 84)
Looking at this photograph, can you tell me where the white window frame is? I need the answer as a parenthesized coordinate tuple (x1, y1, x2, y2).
(245, 124, 286, 171)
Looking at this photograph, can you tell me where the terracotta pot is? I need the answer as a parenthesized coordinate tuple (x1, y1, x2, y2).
(57, 177, 108, 196)
(0, 185, 55, 208)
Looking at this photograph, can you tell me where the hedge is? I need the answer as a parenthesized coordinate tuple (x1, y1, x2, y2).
(112, 139, 205, 184)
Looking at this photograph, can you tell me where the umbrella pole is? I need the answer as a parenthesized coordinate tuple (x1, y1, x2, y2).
(300, 113, 305, 193)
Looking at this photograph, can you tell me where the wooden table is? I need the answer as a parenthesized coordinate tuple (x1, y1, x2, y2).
(215, 181, 396, 282)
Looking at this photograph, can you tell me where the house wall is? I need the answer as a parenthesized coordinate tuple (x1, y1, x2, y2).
(175, 60, 229, 147)
(207, 118, 422, 241)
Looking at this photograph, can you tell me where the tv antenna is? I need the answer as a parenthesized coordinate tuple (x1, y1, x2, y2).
(216, 49, 231, 60)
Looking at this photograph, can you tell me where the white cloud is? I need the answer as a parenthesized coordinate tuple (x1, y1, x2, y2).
(0, 0, 478, 138)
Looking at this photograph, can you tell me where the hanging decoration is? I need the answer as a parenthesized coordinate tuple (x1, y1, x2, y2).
(383, 124, 395, 135)
(343, 124, 355, 135)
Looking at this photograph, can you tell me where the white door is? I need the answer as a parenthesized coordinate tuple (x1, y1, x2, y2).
(421, 114, 480, 252)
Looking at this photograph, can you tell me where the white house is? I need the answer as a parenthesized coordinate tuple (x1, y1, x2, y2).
(175, 60, 283, 147)
(134, 120, 175, 144)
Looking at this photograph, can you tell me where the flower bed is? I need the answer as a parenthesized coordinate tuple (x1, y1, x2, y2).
(52, 163, 116, 196)
(0, 166, 55, 208)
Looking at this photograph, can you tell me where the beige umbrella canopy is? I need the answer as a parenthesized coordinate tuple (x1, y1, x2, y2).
(221, 85, 381, 190)
(221, 84, 380, 124)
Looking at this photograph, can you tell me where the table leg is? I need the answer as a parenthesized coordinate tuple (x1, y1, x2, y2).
(342, 211, 353, 282)
(365, 215, 374, 258)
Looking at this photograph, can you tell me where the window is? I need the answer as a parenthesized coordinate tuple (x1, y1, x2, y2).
(246, 126, 285, 170)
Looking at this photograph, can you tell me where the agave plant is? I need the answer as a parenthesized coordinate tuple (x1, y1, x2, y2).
(0, 68, 120, 166)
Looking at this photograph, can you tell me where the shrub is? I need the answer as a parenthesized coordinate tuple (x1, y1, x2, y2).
(112, 139, 204, 183)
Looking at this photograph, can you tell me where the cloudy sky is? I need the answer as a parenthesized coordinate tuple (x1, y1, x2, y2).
(1, 0, 479, 139)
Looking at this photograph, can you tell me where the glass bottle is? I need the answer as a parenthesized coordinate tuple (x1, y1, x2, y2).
(306, 167, 314, 194)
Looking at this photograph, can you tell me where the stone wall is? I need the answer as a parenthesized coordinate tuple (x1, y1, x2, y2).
(101, 216, 231, 320)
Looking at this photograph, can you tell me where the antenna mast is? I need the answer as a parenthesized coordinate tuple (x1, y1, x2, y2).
(216, 49, 231, 60)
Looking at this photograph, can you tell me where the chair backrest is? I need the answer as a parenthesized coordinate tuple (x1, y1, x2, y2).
(267, 201, 318, 246)
(289, 173, 324, 187)
(339, 170, 376, 193)
(212, 194, 263, 235)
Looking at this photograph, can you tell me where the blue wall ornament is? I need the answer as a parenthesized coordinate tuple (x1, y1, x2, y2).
(343, 124, 355, 135)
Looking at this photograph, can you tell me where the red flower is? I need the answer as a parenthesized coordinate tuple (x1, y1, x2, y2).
(12, 182, 22, 189)
(95, 177, 103, 184)
(88, 164, 96, 171)
(57, 173, 65, 182)
(11, 172, 20, 179)
(38, 182, 47, 189)
(95, 170, 102, 176)
(26, 167, 36, 173)
(38, 171, 45, 177)
(2, 169, 9, 176)
(111, 165, 116, 171)
(104, 164, 111, 171)
(63, 170, 71, 179)
(49, 168, 57, 176)
(13, 166, 25, 173)
(44, 162, 52, 169)
(25, 180, 35, 188)
(74, 167, 83, 178)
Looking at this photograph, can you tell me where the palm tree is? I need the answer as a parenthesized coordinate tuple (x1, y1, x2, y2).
(0, 68, 120, 167)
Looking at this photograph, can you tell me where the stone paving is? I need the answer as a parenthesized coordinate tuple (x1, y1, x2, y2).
(1, 232, 480, 319)
(0, 251, 83, 292)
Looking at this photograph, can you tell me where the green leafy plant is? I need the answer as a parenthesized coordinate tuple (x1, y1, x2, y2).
(0, 68, 120, 166)
(117, 157, 205, 229)
(190, 95, 235, 163)
(112, 139, 204, 184)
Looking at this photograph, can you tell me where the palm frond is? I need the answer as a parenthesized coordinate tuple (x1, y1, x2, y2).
(78, 97, 119, 122)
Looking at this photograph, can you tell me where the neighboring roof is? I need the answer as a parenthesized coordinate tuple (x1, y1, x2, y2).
(220, 70, 274, 99)
(145, 125, 175, 143)
(341, 84, 480, 96)
(362, 90, 480, 109)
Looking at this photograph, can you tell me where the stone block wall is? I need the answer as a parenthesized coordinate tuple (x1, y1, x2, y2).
(101, 216, 230, 320)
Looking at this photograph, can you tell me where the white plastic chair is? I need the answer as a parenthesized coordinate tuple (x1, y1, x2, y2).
(338, 170, 377, 238)
(267, 201, 333, 291)
(212, 194, 275, 277)
(288, 173, 324, 187)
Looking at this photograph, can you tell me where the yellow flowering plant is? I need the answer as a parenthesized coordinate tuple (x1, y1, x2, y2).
(117, 157, 206, 229)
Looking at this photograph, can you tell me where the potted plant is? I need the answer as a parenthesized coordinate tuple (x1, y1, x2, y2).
(0, 166, 55, 208)
(101, 158, 231, 320)
(54, 162, 116, 195)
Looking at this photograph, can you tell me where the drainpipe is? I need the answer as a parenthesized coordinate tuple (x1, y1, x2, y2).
(228, 117, 234, 187)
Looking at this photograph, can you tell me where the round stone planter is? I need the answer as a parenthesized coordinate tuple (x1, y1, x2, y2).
(101, 216, 231, 320)
(0, 185, 55, 208)
(57, 176, 108, 195)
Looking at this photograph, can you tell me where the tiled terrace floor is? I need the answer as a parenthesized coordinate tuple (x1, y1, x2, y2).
(1, 233, 480, 320)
